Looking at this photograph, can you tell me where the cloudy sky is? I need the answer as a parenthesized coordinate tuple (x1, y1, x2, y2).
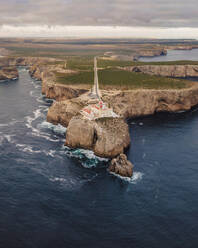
(0, 0, 198, 38)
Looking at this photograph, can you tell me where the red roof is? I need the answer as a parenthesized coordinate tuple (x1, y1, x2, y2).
(83, 108, 91, 114)
(94, 105, 100, 110)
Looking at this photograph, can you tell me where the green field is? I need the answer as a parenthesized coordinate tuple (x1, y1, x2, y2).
(1, 42, 196, 90)
(65, 57, 198, 71)
(55, 57, 194, 90)
(55, 68, 190, 90)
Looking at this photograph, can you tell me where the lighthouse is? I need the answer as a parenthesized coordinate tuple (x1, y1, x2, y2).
(90, 57, 101, 99)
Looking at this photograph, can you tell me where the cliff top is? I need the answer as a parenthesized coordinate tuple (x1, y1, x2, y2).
(55, 68, 191, 90)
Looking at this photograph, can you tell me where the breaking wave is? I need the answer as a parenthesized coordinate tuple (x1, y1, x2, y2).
(39, 121, 66, 136)
(61, 146, 109, 169)
(49, 173, 98, 189)
(16, 143, 56, 157)
(0, 134, 16, 145)
(25, 109, 43, 133)
(110, 171, 143, 184)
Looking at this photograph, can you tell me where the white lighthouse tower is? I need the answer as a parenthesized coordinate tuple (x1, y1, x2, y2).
(90, 57, 101, 99)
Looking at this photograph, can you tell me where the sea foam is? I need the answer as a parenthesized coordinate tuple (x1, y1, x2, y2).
(39, 121, 66, 136)
(61, 146, 109, 169)
(110, 171, 143, 184)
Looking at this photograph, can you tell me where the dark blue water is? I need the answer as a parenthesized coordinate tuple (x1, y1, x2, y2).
(139, 49, 198, 62)
(1, 68, 198, 248)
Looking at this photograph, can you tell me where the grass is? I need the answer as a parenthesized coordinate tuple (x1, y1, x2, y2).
(66, 57, 198, 71)
(66, 56, 94, 70)
(2, 46, 115, 58)
(55, 68, 190, 90)
(3, 44, 198, 67)
(1, 43, 196, 90)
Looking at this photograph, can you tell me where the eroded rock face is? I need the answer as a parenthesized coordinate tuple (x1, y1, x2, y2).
(47, 95, 87, 126)
(44, 83, 87, 101)
(65, 116, 130, 158)
(0, 66, 18, 81)
(65, 116, 95, 150)
(138, 48, 167, 57)
(109, 154, 134, 178)
(103, 86, 198, 119)
(122, 65, 198, 78)
(47, 100, 81, 127)
(94, 118, 130, 158)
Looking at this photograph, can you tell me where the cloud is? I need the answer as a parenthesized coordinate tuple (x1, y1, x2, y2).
(1, 25, 198, 39)
(0, 0, 197, 28)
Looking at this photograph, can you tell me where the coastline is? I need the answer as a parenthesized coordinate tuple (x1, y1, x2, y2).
(2, 55, 198, 176)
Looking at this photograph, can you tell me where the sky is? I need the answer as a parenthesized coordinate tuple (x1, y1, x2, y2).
(0, 0, 198, 38)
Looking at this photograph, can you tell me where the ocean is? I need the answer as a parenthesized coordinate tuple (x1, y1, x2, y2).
(0, 51, 198, 247)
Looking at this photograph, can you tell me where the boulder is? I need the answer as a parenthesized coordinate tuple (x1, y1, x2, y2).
(109, 154, 134, 178)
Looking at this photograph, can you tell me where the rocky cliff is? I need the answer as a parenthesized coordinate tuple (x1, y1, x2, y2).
(0, 66, 18, 81)
(4, 55, 198, 166)
(47, 83, 198, 123)
(0, 56, 87, 101)
(103, 85, 198, 118)
(47, 92, 92, 126)
(138, 48, 167, 58)
(166, 45, 198, 51)
(47, 98, 83, 126)
(45, 82, 198, 162)
(28, 58, 88, 101)
(47, 92, 131, 158)
(122, 65, 198, 78)
(65, 116, 130, 158)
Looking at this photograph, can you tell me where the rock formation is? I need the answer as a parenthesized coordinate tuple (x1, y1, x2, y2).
(109, 154, 133, 177)
(47, 92, 91, 126)
(65, 116, 130, 158)
(165, 45, 198, 51)
(122, 65, 198, 78)
(47, 99, 83, 126)
(102, 86, 198, 118)
(0, 66, 18, 81)
(138, 48, 167, 58)
(4, 55, 198, 177)
(47, 83, 198, 127)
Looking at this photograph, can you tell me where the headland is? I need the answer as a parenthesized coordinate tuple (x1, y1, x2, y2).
(2, 38, 198, 177)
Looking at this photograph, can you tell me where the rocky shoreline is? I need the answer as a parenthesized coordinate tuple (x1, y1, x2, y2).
(120, 65, 198, 78)
(3, 56, 198, 177)
(28, 57, 198, 177)
(136, 45, 198, 61)
(0, 66, 19, 82)
(137, 48, 167, 59)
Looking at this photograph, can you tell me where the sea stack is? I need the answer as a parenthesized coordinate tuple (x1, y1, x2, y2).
(109, 154, 134, 178)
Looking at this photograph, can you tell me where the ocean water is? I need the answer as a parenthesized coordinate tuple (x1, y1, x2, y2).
(139, 48, 198, 62)
(0, 67, 198, 248)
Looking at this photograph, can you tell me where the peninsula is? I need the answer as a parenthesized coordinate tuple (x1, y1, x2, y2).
(2, 39, 198, 177)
